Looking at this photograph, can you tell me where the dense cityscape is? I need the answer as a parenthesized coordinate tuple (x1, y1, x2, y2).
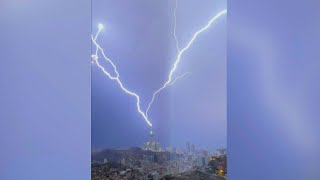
(92, 130, 227, 180)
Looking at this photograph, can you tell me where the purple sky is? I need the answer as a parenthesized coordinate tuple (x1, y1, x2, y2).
(1, 0, 320, 179)
(92, 0, 227, 151)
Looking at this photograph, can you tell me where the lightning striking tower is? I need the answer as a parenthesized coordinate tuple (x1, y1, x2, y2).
(92, 25, 152, 127)
(91, 5, 226, 127)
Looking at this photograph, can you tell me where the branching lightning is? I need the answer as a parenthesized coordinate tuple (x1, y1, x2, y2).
(145, 0, 189, 118)
(145, 9, 227, 118)
(168, 72, 191, 86)
(145, 72, 191, 118)
(163, 9, 227, 93)
(92, 25, 152, 127)
(92, 6, 226, 127)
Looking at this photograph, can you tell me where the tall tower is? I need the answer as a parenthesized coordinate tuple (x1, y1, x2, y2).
(149, 128, 154, 143)
(144, 128, 161, 151)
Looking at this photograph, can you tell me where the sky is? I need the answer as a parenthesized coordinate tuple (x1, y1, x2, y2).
(228, 0, 320, 179)
(91, 0, 227, 151)
(0, 0, 91, 179)
(1, 0, 320, 179)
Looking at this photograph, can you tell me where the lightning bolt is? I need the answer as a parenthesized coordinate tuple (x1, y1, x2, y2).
(92, 25, 153, 127)
(173, 0, 180, 52)
(168, 72, 191, 86)
(92, 8, 226, 128)
(92, 23, 104, 60)
(145, 72, 191, 118)
(145, 9, 227, 118)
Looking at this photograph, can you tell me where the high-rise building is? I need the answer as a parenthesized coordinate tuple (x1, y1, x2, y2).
(186, 142, 191, 153)
(215, 147, 227, 156)
(144, 129, 161, 152)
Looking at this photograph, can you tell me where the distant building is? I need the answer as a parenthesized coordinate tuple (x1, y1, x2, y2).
(203, 150, 209, 157)
(144, 129, 161, 152)
(173, 147, 177, 153)
(186, 142, 191, 153)
(215, 147, 227, 156)
(196, 156, 207, 167)
(191, 144, 195, 153)
(166, 147, 171, 152)
(208, 157, 218, 168)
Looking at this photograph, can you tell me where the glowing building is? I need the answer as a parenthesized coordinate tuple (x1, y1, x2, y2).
(144, 129, 161, 152)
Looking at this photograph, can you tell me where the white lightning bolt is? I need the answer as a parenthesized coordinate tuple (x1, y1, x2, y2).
(92, 8, 226, 128)
(145, 72, 191, 118)
(165, 9, 227, 90)
(145, 9, 227, 118)
(173, 0, 180, 52)
(168, 72, 191, 86)
(92, 25, 153, 127)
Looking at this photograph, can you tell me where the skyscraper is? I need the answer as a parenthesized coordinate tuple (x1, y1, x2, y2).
(144, 129, 161, 151)
(186, 142, 191, 153)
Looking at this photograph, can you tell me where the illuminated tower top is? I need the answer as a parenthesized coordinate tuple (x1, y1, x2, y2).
(144, 128, 160, 151)
(149, 128, 154, 143)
